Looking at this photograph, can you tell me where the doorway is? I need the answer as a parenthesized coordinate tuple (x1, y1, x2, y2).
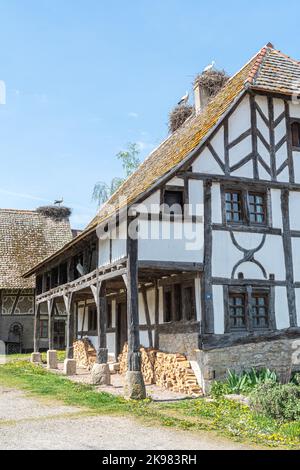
(54, 320, 66, 350)
(116, 302, 127, 357)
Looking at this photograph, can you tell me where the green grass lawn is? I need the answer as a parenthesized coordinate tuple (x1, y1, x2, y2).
(0, 360, 299, 449)
(0, 351, 66, 363)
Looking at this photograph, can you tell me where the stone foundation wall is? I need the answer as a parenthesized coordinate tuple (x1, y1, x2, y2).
(196, 337, 300, 394)
(159, 332, 199, 356)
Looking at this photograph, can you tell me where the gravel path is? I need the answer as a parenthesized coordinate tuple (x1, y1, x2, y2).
(0, 386, 253, 450)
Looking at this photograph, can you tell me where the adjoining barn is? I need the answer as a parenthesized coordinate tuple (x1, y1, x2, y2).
(0, 208, 73, 353)
(24, 44, 300, 396)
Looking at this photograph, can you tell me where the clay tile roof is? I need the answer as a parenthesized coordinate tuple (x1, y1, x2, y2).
(0, 209, 72, 288)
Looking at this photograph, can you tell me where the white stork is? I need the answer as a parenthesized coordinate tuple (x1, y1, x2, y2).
(203, 60, 216, 73)
(178, 91, 189, 106)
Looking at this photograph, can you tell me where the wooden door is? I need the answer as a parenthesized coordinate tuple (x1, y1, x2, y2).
(116, 302, 127, 357)
(54, 320, 66, 350)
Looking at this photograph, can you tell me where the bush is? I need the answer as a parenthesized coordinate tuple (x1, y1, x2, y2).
(250, 383, 300, 421)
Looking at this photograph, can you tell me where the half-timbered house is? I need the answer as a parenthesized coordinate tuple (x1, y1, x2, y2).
(24, 44, 300, 395)
(0, 208, 72, 353)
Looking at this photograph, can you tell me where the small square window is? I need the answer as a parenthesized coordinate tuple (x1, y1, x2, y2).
(249, 193, 266, 224)
(252, 294, 269, 329)
(163, 190, 184, 214)
(229, 293, 246, 330)
(291, 122, 300, 148)
(225, 191, 242, 223)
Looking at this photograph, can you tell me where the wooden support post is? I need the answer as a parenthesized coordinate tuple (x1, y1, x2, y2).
(91, 282, 108, 364)
(64, 293, 74, 359)
(90, 281, 110, 385)
(127, 216, 141, 371)
(124, 213, 146, 399)
(47, 299, 54, 350)
(154, 280, 159, 350)
(33, 303, 41, 353)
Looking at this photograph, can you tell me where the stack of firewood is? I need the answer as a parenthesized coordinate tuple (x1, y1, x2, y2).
(118, 343, 202, 395)
(118, 343, 157, 384)
(154, 352, 201, 395)
(73, 338, 97, 369)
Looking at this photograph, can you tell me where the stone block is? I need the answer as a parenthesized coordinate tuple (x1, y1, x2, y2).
(31, 352, 42, 364)
(64, 358, 76, 376)
(124, 371, 146, 400)
(91, 363, 111, 385)
(47, 350, 58, 369)
(109, 362, 120, 374)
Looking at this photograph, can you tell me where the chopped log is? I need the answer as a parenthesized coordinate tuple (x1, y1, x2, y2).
(118, 343, 202, 395)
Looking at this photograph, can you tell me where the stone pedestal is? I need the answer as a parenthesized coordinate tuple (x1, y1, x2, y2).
(91, 363, 111, 385)
(63, 358, 76, 376)
(31, 352, 42, 364)
(124, 371, 146, 400)
(47, 350, 58, 369)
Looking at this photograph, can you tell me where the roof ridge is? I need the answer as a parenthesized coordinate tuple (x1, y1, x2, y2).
(245, 45, 270, 86)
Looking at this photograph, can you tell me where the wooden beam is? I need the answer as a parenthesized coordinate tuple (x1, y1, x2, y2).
(138, 261, 203, 272)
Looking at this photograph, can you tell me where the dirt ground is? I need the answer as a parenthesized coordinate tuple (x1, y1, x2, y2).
(0, 386, 254, 450)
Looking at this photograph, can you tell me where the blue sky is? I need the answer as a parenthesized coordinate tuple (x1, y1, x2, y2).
(0, 0, 299, 228)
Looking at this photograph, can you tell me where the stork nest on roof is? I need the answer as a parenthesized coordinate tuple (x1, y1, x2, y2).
(36, 206, 72, 221)
(169, 104, 194, 133)
(194, 69, 230, 100)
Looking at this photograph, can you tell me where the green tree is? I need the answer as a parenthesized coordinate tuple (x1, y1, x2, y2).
(92, 143, 140, 206)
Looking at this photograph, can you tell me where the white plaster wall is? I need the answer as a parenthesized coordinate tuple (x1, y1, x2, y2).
(111, 221, 127, 263)
(212, 231, 285, 281)
(188, 180, 204, 217)
(192, 146, 224, 175)
(228, 95, 251, 142)
(211, 183, 222, 224)
(210, 125, 225, 161)
(167, 177, 185, 187)
(273, 98, 285, 120)
(99, 238, 110, 267)
(275, 287, 290, 330)
(255, 95, 268, 117)
(213, 285, 224, 334)
(271, 189, 282, 229)
(289, 192, 300, 231)
(136, 190, 160, 214)
(138, 219, 204, 263)
(138, 289, 155, 325)
(229, 136, 252, 167)
(212, 230, 241, 278)
(294, 288, 300, 327)
(289, 102, 300, 119)
(230, 160, 253, 179)
(292, 238, 300, 282)
(292, 152, 300, 184)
